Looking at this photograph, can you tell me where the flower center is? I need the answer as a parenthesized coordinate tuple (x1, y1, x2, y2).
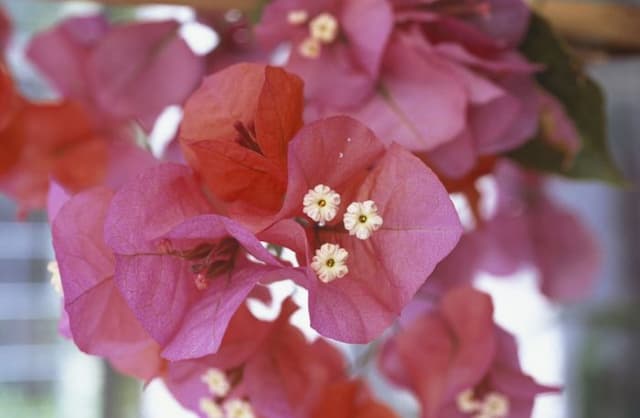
(302, 184, 341, 226)
(159, 238, 240, 290)
(294, 11, 339, 59)
(200, 398, 224, 418)
(456, 389, 509, 418)
(201, 368, 231, 398)
(224, 399, 256, 418)
(311, 243, 349, 283)
(343, 200, 384, 240)
(309, 13, 339, 43)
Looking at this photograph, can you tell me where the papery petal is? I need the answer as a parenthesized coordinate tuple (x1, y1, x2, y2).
(530, 200, 600, 303)
(27, 15, 109, 102)
(87, 20, 203, 125)
(52, 187, 162, 380)
(358, 32, 466, 151)
(341, 0, 393, 78)
(254, 66, 304, 164)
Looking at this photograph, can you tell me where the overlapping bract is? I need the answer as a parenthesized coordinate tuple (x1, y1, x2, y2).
(0, 2, 612, 417)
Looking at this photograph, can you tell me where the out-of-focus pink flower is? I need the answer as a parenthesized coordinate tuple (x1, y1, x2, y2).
(479, 161, 600, 302)
(179, 63, 303, 219)
(261, 116, 462, 343)
(52, 187, 163, 380)
(27, 15, 204, 129)
(262, 0, 541, 179)
(103, 163, 294, 360)
(257, 0, 394, 108)
(199, 11, 270, 73)
(536, 91, 581, 165)
(381, 286, 555, 418)
(166, 298, 347, 418)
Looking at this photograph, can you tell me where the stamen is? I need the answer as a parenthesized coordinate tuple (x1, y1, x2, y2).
(234, 121, 262, 154)
(311, 243, 349, 283)
(223, 399, 256, 418)
(302, 184, 341, 226)
(343, 200, 383, 240)
(309, 12, 339, 43)
(201, 368, 231, 397)
(200, 398, 224, 418)
(287, 9, 308, 25)
(298, 37, 321, 58)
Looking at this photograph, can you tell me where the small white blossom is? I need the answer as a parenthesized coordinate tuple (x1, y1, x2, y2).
(456, 389, 482, 414)
(343, 200, 383, 240)
(309, 12, 339, 43)
(223, 399, 256, 418)
(302, 184, 341, 226)
(479, 392, 509, 418)
(298, 37, 322, 58)
(200, 368, 230, 397)
(287, 9, 309, 25)
(310, 243, 349, 283)
(199, 398, 224, 418)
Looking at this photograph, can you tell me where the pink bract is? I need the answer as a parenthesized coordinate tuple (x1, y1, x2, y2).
(265, 116, 462, 342)
(103, 163, 293, 360)
(52, 187, 163, 380)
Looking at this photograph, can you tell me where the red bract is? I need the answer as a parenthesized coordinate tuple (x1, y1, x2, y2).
(52, 187, 163, 380)
(166, 298, 347, 418)
(103, 163, 294, 360)
(179, 63, 303, 217)
(27, 15, 204, 128)
(257, 0, 394, 108)
(262, 116, 462, 342)
(380, 286, 555, 418)
(0, 99, 108, 213)
(312, 380, 399, 418)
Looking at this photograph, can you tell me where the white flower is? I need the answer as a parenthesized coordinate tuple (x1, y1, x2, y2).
(200, 368, 230, 397)
(456, 389, 482, 414)
(199, 398, 224, 418)
(223, 399, 256, 418)
(480, 392, 509, 418)
(302, 184, 341, 226)
(309, 12, 339, 43)
(456, 389, 510, 418)
(310, 243, 349, 283)
(343, 200, 383, 240)
(287, 9, 308, 25)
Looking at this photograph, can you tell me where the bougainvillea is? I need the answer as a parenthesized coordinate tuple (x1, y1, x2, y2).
(0, 0, 618, 416)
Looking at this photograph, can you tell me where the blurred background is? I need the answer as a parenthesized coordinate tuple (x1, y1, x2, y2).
(0, 0, 638, 417)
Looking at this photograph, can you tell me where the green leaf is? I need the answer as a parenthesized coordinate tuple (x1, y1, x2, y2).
(510, 13, 624, 184)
